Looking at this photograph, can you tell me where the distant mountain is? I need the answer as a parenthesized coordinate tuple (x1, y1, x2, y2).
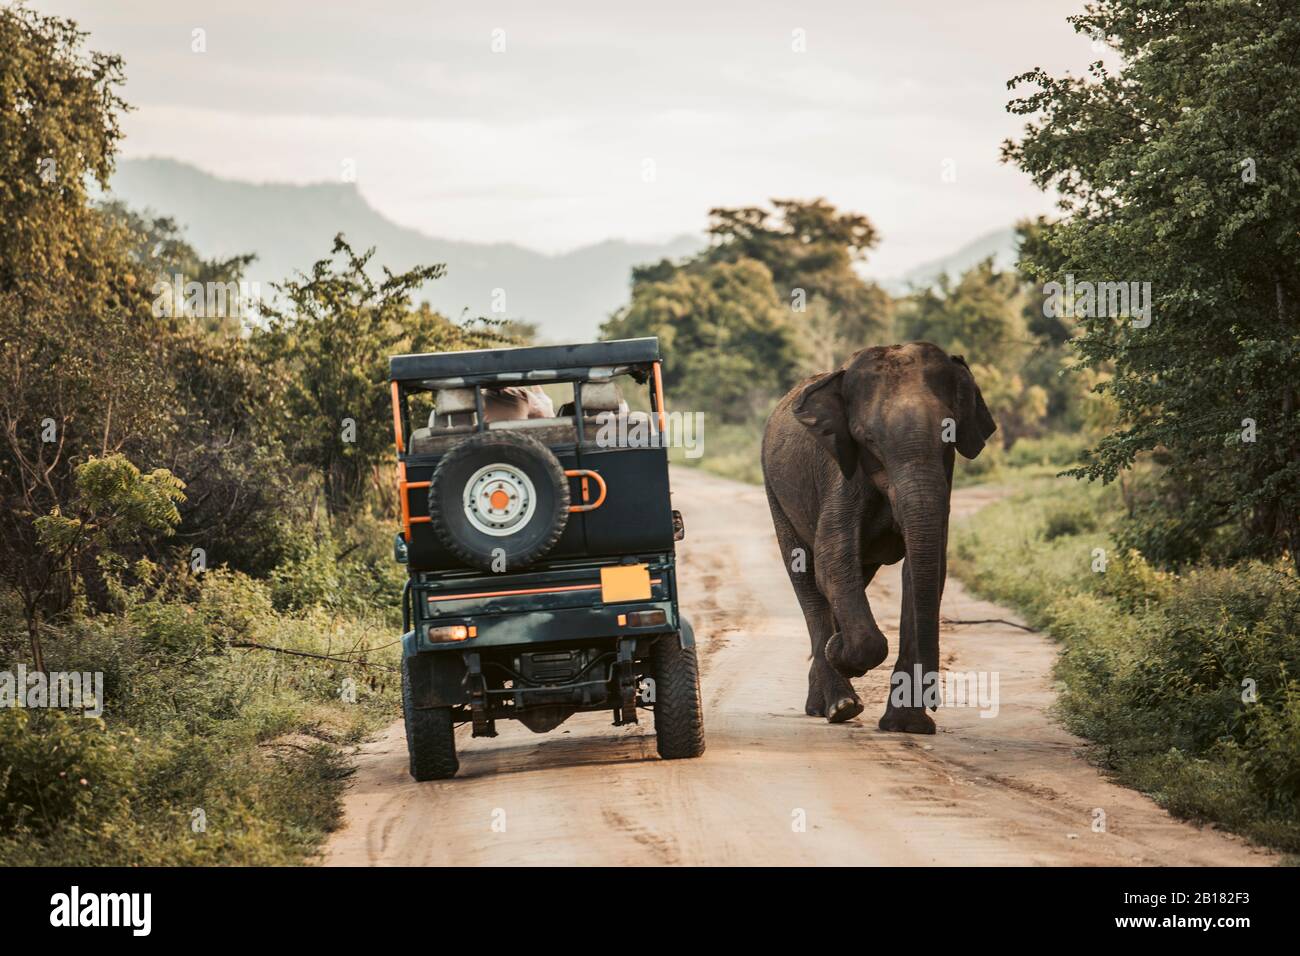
(882, 226, 1021, 294)
(105, 158, 704, 342)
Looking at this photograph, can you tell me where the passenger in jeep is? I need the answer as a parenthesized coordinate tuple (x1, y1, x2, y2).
(483, 385, 554, 422)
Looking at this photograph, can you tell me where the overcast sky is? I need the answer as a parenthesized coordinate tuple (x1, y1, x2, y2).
(34, 0, 1098, 276)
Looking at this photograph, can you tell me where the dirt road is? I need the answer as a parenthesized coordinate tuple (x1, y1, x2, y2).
(322, 468, 1271, 866)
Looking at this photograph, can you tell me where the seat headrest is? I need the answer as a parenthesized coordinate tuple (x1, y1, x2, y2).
(580, 381, 622, 412)
(433, 387, 477, 414)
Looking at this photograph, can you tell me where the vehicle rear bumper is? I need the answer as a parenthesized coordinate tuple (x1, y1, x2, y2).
(407, 557, 679, 653)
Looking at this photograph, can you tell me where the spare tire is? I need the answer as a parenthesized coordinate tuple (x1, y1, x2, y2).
(428, 431, 570, 571)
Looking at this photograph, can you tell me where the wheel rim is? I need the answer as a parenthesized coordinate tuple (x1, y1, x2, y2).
(462, 463, 537, 537)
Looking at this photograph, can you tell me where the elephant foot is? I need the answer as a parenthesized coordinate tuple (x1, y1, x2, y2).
(827, 696, 864, 724)
(878, 707, 936, 735)
(805, 690, 825, 717)
(806, 660, 863, 722)
(825, 630, 888, 678)
(807, 693, 864, 722)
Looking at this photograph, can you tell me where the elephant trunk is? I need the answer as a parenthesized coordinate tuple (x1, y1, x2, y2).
(893, 460, 949, 700)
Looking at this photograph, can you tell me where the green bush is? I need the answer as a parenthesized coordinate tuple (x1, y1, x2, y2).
(1042, 500, 1099, 540)
(953, 474, 1300, 852)
(0, 559, 400, 865)
(1005, 432, 1088, 469)
(1092, 548, 1173, 612)
(0, 711, 138, 834)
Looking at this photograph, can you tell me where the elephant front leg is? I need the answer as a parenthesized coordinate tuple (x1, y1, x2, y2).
(787, 583, 863, 723)
(817, 558, 890, 678)
(879, 559, 936, 734)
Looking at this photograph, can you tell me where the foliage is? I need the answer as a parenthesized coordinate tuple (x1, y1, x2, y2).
(0, 711, 138, 835)
(0, 3, 128, 300)
(255, 236, 514, 516)
(951, 474, 1300, 852)
(0, 538, 403, 865)
(606, 197, 894, 445)
(101, 201, 257, 336)
(1015, 218, 1090, 432)
(703, 198, 894, 367)
(1005, 0, 1300, 568)
(603, 258, 804, 422)
(899, 257, 1029, 369)
(35, 454, 185, 554)
(0, 4, 461, 866)
(896, 257, 1050, 446)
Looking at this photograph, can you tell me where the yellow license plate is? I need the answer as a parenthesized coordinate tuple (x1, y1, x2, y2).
(600, 564, 651, 603)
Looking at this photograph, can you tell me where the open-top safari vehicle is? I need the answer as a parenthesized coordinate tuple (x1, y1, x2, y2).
(389, 337, 704, 780)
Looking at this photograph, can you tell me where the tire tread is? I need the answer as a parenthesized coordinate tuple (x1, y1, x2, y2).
(651, 634, 706, 759)
(402, 657, 459, 780)
(427, 431, 569, 571)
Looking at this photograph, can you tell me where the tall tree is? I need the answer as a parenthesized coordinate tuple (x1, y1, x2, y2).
(0, 5, 159, 668)
(0, 5, 127, 300)
(705, 199, 893, 365)
(1005, 0, 1300, 566)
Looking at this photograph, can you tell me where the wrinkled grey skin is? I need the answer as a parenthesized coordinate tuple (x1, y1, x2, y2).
(761, 342, 996, 732)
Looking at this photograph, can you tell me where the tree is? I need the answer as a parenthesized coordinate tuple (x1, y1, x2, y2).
(1014, 218, 1090, 432)
(899, 258, 1029, 369)
(607, 198, 893, 423)
(705, 199, 893, 366)
(101, 201, 257, 336)
(0, 6, 172, 668)
(255, 236, 513, 517)
(602, 258, 805, 422)
(1005, 0, 1300, 566)
(0, 5, 127, 295)
(30, 456, 184, 666)
(897, 258, 1048, 445)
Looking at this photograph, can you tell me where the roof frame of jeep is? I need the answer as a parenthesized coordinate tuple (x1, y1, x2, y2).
(387, 337, 667, 456)
(388, 337, 660, 387)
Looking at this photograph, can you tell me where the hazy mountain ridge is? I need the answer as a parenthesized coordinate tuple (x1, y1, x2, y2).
(107, 158, 705, 342)
(886, 226, 1021, 293)
(107, 158, 1022, 338)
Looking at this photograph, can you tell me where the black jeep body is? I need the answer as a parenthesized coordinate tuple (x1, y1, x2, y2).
(390, 337, 705, 780)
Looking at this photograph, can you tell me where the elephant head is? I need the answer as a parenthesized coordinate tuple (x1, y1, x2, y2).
(792, 342, 996, 684)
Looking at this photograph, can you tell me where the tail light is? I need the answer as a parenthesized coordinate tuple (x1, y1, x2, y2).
(625, 609, 667, 628)
(425, 624, 475, 643)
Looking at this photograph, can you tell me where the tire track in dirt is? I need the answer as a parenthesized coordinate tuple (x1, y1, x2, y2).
(321, 467, 1273, 866)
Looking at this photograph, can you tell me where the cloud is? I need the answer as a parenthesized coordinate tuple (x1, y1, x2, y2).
(47, 0, 1088, 274)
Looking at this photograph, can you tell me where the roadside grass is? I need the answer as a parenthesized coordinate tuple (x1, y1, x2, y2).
(0, 524, 403, 866)
(673, 420, 765, 485)
(950, 471, 1300, 855)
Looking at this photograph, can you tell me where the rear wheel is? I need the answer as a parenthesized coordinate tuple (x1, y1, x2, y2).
(650, 633, 705, 760)
(402, 656, 458, 781)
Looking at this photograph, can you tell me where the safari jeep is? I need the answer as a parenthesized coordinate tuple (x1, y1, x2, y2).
(388, 337, 705, 780)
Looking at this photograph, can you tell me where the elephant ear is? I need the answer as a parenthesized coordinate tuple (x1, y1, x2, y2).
(951, 355, 997, 459)
(793, 370, 858, 479)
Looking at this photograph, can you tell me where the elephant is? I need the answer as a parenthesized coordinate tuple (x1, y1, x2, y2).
(761, 342, 996, 733)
